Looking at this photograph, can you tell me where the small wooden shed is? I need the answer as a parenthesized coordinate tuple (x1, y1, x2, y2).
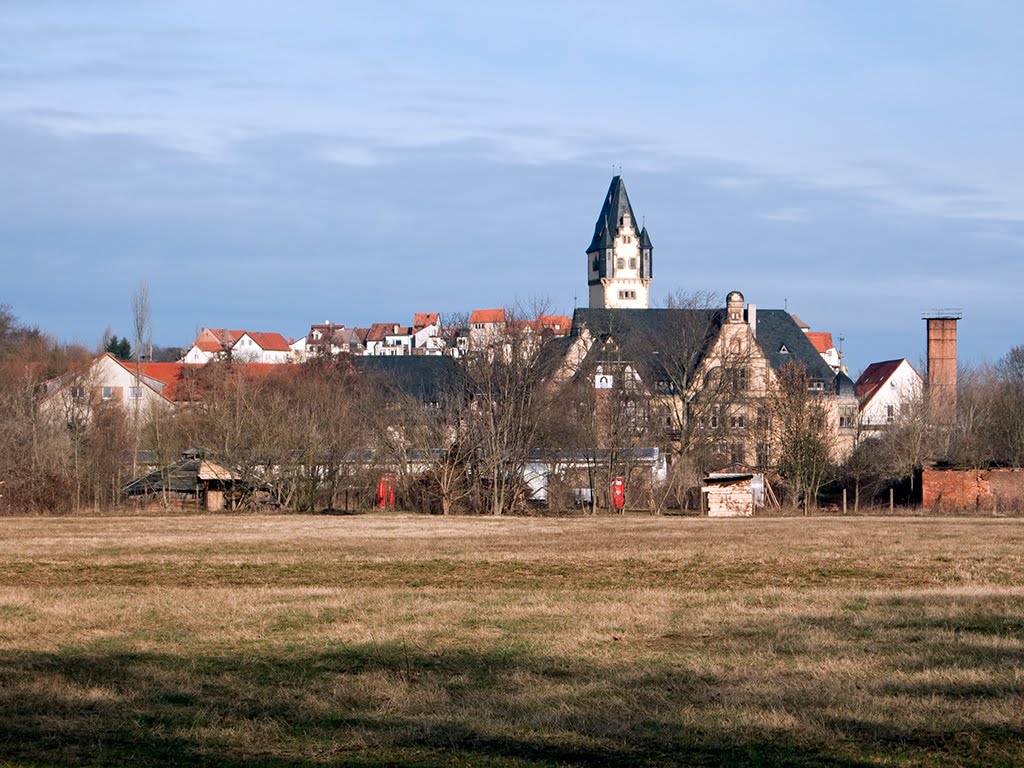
(123, 452, 241, 511)
(701, 470, 765, 517)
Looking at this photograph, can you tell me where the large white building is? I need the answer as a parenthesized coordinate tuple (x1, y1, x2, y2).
(586, 176, 654, 310)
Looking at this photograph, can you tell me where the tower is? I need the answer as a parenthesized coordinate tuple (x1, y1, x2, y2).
(923, 309, 961, 423)
(586, 176, 653, 309)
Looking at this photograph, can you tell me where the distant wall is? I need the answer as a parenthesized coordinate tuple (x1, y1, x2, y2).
(922, 468, 1024, 512)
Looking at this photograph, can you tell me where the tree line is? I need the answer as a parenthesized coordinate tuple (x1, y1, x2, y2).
(1, 300, 1022, 515)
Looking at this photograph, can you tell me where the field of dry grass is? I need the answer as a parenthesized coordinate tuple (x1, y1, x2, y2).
(1, 513, 1022, 766)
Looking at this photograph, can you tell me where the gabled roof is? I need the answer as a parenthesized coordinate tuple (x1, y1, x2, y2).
(244, 331, 291, 352)
(754, 310, 836, 383)
(855, 359, 906, 402)
(366, 323, 398, 342)
(193, 328, 290, 354)
(413, 312, 439, 329)
(587, 176, 639, 252)
(195, 328, 245, 353)
(536, 315, 572, 335)
(806, 331, 834, 354)
(789, 314, 810, 331)
(470, 308, 505, 325)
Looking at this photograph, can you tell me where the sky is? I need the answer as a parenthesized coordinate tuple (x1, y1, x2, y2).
(1, 1, 1022, 374)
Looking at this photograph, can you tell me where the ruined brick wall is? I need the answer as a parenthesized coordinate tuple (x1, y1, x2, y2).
(922, 468, 1024, 512)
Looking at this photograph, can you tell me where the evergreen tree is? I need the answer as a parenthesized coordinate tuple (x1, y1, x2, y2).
(105, 335, 132, 360)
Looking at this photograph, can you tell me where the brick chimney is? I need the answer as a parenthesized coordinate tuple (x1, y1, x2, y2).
(923, 310, 962, 423)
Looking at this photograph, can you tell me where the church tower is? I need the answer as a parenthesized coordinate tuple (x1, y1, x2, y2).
(586, 176, 653, 309)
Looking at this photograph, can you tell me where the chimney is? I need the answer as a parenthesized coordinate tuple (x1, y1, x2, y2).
(746, 303, 757, 337)
(923, 309, 961, 423)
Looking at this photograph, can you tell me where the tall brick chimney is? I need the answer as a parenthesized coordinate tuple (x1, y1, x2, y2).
(923, 309, 961, 422)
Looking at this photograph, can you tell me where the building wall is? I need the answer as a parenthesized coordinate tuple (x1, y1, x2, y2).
(922, 468, 1024, 512)
(588, 212, 651, 309)
(861, 360, 923, 428)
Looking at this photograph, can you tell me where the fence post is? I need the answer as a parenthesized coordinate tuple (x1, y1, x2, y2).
(889, 487, 894, 514)
(842, 488, 847, 515)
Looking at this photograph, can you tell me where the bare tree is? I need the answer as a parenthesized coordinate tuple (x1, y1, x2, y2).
(130, 280, 151, 477)
(767, 362, 833, 511)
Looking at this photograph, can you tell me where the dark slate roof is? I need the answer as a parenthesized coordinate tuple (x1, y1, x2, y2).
(353, 355, 469, 404)
(833, 371, 858, 399)
(639, 226, 652, 249)
(570, 308, 725, 391)
(587, 176, 639, 253)
(754, 310, 836, 383)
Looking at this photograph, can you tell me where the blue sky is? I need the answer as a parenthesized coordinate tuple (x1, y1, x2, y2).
(1, 1, 1022, 373)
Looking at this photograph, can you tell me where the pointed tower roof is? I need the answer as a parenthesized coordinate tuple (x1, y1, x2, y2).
(639, 226, 652, 249)
(587, 176, 639, 252)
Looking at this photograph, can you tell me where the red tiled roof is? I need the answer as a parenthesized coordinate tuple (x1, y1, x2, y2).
(855, 359, 904, 401)
(354, 327, 370, 344)
(806, 332, 834, 354)
(194, 328, 245, 353)
(470, 308, 505, 325)
(244, 332, 292, 352)
(366, 322, 398, 342)
(413, 312, 439, 329)
(193, 328, 291, 353)
(536, 315, 572, 335)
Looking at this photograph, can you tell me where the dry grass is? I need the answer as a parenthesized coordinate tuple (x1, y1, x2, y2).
(0, 514, 1022, 766)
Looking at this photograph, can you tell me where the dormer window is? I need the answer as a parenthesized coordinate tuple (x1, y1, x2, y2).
(779, 344, 789, 354)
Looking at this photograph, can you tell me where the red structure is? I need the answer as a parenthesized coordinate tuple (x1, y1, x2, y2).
(611, 477, 626, 511)
(376, 474, 396, 509)
(923, 310, 961, 423)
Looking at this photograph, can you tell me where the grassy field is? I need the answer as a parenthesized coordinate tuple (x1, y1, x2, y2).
(0, 514, 1022, 767)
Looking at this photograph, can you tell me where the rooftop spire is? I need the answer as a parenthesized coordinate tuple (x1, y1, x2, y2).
(587, 176, 639, 253)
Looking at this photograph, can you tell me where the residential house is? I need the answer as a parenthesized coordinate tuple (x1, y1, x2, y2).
(855, 359, 923, 429)
(41, 353, 196, 422)
(182, 328, 292, 364)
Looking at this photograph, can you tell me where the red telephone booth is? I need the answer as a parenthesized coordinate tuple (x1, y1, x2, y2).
(611, 476, 626, 512)
(376, 474, 396, 509)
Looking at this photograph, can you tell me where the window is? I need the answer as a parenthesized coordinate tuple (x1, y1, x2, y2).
(624, 235, 631, 244)
(886, 405, 896, 424)
(730, 414, 745, 430)
(101, 386, 113, 400)
(128, 386, 143, 400)
(71, 386, 86, 400)
(840, 405, 856, 428)
(629, 258, 637, 269)
(709, 408, 720, 429)
(756, 408, 771, 430)
(757, 442, 771, 468)
(809, 380, 824, 391)
(616, 258, 624, 269)
(617, 290, 637, 301)
(731, 368, 749, 391)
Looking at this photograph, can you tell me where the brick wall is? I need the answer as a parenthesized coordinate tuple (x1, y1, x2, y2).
(922, 468, 1024, 512)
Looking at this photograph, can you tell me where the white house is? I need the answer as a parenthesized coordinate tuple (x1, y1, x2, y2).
(181, 328, 292, 364)
(41, 353, 191, 422)
(855, 358, 923, 428)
